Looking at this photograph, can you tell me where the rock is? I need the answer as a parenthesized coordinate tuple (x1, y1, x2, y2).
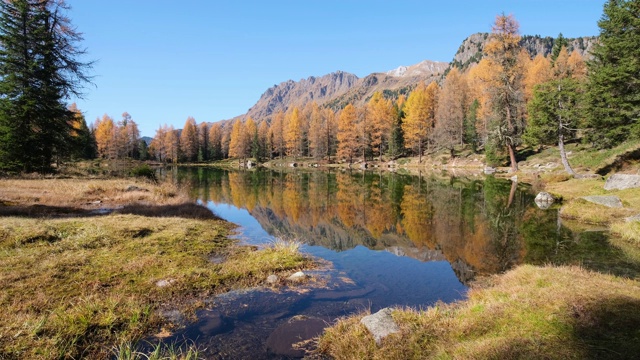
(155, 279, 176, 287)
(387, 161, 397, 168)
(266, 274, 279, 285)
(287, 271, 307, 282)
(289, 162, 298, 168)
(125, 185, 143, 192)
(360, 308, 400, 345)
(266, 316, 327, 357)
(484, 166, 496, 175)
(604, 174, 640, 190)
(246, 160, 256, 168)
(625, 214, 640, 222)
(534, 192, 555, 209)
(361, 162, 369, 169)
(581, 195, 623, 208)
(510, 175, 518, 182)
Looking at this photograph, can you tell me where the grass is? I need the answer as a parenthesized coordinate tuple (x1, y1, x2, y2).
(0, 180, 313, 359)
(316, 265, 640, 360)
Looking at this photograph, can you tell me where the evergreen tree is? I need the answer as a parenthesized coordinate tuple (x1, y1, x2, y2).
(0, 0, 91, 172)
(587, 0, 640, 148)
(551, 33, 568, 64)
(464, 99, 480, 152)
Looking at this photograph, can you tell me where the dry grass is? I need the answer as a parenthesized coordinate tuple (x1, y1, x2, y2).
(0, 178, 187, 209)
(559, 199, 636, 225)
(317, 265, 640, 360)
(0, 179, 314, 359)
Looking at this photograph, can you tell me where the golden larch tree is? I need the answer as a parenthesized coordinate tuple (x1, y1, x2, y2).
(228, 120, 247, 163)
(337, 103, 359, 163)
(402, 81, 439, 162)
(94, 114, 116, 159)
(285, 107, 304, 157)
(523, 54, 553, 103)
(434, 67, 468, 156)
(208, 123, 223, 160)
(367, 91, 394, 158)
(180, 116, 199, 162)
(269, 111, 285, 159)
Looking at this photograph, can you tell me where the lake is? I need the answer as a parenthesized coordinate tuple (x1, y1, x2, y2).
(159, 167, 640, 359)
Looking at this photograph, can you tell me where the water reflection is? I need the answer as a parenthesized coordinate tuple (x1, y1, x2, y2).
(166, 167, 640, 283)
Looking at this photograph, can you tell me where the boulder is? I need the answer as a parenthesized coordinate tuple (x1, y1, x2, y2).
(266, 274, 279, 285)
(361, 162, 369, 169)
(289, 162, 298, 168)
(125, 185, 143, 192)
(581, 195, 623, 208)
(604, 174, 640, 190)
(625, 214, 640, 222)
(155, 278, 176, 287)
(534, 192, 555, 209)
(246, 160, 256, 168)
(510, 175, 518, 182)
(287, 271, 307, 282)
(360, 308, 400, 345)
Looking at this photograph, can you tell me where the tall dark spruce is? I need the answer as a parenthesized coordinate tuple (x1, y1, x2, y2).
(0, 0, 91, 172)
(587, 0, 640, 148)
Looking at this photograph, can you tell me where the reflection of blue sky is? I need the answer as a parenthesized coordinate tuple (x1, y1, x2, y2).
(206, 200, 467, 310)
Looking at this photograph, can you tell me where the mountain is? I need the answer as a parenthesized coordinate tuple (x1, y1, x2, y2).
(244, 71, 359, 121)
(451, 32, 597, 70)
(231, 32, 596, 123)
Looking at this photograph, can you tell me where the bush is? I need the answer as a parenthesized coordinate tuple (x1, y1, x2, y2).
(130, 164, 156, 181)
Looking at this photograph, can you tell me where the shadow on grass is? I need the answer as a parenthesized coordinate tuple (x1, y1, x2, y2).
(572, 296, 640, 360)
(0, 203, 219, 220)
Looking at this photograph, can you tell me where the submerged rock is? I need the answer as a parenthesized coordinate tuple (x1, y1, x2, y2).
(604, 174, 640, 190)
(360, 307, 400, 345)
(581, 195, 623, 208)
(266, 316, 327, 357)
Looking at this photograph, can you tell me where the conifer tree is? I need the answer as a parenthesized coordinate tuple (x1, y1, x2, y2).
(0, 0, 91, 172)
(587, 0, 640, 147)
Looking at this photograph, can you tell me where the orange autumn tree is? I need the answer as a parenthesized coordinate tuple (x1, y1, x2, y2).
(198, 122, 209, 161)
(337, 103, 359, 163)
(434, 67, 468, 157)
(484, 13, 526, 171)
(94, 114, 116, 160)
(402, 81, 439, 162)
(208, 123, 223, 160)
(228, 119, 247, 164)
(180, 116, 198, 162)
(285, 107, 304, 157)
(367, 91, 395, 158)
(269, 111, 285, 159)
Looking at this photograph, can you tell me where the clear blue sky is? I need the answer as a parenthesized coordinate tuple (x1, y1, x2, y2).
(66, 0, 605, 137)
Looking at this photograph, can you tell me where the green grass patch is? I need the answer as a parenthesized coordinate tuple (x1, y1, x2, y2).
(0, 214, 312, 359)
(559, 199, 635, 225)
(316, 265, 640, 359)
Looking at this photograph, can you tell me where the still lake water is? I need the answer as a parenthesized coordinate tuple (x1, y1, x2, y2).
(161, 167, 640, 359)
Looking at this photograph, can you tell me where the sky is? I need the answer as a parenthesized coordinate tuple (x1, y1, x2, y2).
(65, 0, 605, 137)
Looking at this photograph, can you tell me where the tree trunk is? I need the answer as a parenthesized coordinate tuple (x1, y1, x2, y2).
(558, 132, 576, 176)
(507, 143, 518, 172)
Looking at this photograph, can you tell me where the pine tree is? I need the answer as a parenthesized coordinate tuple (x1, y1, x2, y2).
(587, 0, 640, 147)
(0, 0, 91, 172)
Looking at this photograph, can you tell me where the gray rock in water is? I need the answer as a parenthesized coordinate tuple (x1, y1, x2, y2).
(581, 195, 623, 208)
(360, 307, 400, 345)
(535, 192, 555, 209)
(266, 274, 279, 285)
(287, 271, 307, 282)
(484, 166, 496, 174)
(604, 174, 640, 190)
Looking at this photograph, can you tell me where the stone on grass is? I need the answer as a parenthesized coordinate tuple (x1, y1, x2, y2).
(535, 192, 555, 209)
(125, 185, 144, 192)
(360, 307, 400, 345)
(604, 174, 640, 191)
(155, 279, 176, 287)
(287, 271, 307, 282)
(484, 166, 496, 175)
(581, 195, 623, 208)
(266, 274, 279, 285)
(625, 214, 640, 222)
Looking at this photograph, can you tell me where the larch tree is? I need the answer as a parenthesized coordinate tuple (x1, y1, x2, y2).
(118, 112, 139, 159)
(270, 111, 285, 159)
(402, 81, 439, 162)
(165, 126, 179, 164)
(245, 117, 257, 160)
(367, 91, 394, 158)
(198, 122, 209, 162)
(523, 54, 553, 104)
(67, 103, 95, 160)
(257, 120, 270, 160)
(180, 116, 198, 162)
(285, 107, 304, 157)
(228, 119, 247, 164)
(484, 13, 526, 172)
(208, 123, 223, 160)
(337, 104, 359, 163)
(94, 114, 116, 160)
(587, 0, 640, 147)
(0, 0, 92, 172)
(434, 67, 468, 157)
(323, 107, 337, 161)
(308, 102, 325, 160)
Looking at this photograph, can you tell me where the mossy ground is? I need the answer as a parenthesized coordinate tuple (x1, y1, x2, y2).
(0, 179, 312, 359)
(317, 265, 640, 360)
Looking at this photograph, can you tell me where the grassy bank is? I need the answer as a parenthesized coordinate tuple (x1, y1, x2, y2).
(317, 265, 640, 360)
(0, 179, 312, 359)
